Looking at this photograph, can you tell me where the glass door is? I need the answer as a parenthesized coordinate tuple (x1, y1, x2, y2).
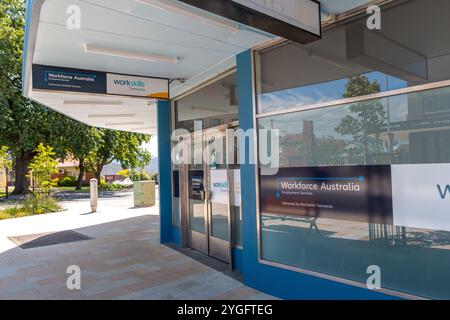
(184, 131, 208, 254)
(180, 125, 234, 263)
(205, 127, 231, 262)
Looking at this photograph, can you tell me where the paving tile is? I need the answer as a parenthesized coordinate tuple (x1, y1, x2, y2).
(0, 214, 275, 300)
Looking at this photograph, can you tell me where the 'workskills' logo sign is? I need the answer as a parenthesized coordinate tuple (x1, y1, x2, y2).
(112, 79, 145, 89)
(106, 73, 168, 99)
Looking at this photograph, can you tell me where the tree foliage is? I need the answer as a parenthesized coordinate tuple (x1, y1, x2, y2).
(0, 0, 24, 100)
(28, 143, 58, 194)
(0, 146, 12, 170)
(0, 0, 153, 193)
(0, 0, 65, 193)
(86, 129, 151, 181)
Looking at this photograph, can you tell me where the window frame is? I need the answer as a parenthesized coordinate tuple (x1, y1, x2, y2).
(250, 40, 450, 300)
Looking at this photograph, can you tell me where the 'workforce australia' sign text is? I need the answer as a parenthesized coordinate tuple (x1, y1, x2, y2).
(32, 64, 169, 99)
(33, 64, 106, 94)
(280, 180, 362, 193)
(261, 165, 393, 224)
(262, 163, 450, 232)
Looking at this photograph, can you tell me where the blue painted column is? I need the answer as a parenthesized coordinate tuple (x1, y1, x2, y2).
(236, 50, 258, 279)
(157, 99, 173, 244)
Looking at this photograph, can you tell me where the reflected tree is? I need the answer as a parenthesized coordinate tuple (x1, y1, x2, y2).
(335, 75, 386, 164)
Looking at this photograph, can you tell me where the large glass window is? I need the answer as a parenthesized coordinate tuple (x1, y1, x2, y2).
(255, 0, 450, 299)
(258, 86, 450, 300)
(256, 0, 450, 115)
(174, 73, 238, 133)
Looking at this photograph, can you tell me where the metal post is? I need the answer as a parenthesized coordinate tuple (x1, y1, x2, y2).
(5, 167, 9, 200)
(90, 178, 98, 212)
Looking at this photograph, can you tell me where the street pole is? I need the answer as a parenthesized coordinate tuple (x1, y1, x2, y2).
(90, 178, 98, 212)
(5, 167, 9, 200)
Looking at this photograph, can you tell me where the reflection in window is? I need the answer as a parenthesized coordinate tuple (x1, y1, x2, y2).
(174, 73, 238, 133)
(258, 85, 450, 299)
(259, 86, 450, 168)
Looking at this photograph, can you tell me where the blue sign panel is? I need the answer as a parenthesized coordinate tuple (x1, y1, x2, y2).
(32, 64, 170, 99)
(32, 64, 107, 94)
(260, 165, 393, 224)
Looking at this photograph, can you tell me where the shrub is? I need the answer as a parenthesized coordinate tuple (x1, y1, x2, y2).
(58, 176, 77, 187)
(137, 171, 150, 181)
(116, 169, 150, 181)
(99, 182, 126, 191)
(99, 178, 108, 189)
(0, 196, 61, 220)
(116, 169, 129, 176)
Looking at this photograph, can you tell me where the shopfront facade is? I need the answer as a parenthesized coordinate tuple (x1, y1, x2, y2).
(159, 0, 450, 300)
(22, 0, 450, 300)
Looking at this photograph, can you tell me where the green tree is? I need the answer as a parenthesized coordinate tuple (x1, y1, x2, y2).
(0, 146, 12, 170)
(0, 0, 66, 194)
(50, 118, 102, 190)
(335, 75, 386, 164)
(28, 143, 58, 195)
(86, 129, 151, 181)
(0, 0, 153, 194)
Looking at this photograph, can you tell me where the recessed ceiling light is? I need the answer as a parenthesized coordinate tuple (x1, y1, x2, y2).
(85, 44, 178, 64)
(64, 100, 123, 106)
(105, 122, 145, 126)
(88, 114, 135, 118)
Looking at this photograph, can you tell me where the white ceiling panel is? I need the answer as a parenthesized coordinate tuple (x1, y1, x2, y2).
(25, 0, 274, 134)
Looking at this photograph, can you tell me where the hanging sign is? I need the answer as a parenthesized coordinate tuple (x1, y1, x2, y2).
(178, 0, 321, 44)
(32, 64, 169, 99)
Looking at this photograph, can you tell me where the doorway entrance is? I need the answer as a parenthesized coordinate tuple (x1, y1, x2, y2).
(179, 123, 240, 263)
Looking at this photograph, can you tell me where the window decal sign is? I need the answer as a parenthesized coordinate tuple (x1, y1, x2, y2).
(261, 163, 450, 231)
(233, 169, 241, 207)
(32, 64, 169, 99)
(173, 170, 180, 198)
(260, 165, 393, 224)
(189, 170, 204, 201)
(210, 169, 229, 205)
(391, 163, 450, 232)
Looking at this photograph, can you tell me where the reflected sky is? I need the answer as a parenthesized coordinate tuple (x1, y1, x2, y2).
(259, 71, 408, 114)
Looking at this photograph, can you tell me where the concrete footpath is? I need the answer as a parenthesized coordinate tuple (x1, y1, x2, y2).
(0, 192, 274, 300)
